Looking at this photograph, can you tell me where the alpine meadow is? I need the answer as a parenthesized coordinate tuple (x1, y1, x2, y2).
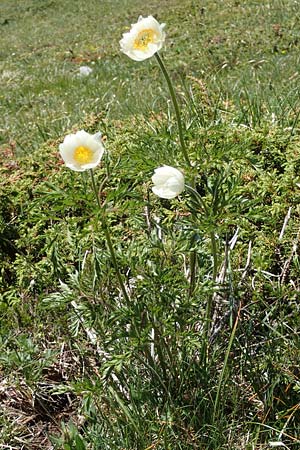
(1, 0, 300, 449)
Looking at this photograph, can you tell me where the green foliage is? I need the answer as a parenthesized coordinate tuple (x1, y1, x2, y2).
(1, 0, 300, 449)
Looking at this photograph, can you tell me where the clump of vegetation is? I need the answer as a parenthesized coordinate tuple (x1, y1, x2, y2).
(1, 0, 300, 449)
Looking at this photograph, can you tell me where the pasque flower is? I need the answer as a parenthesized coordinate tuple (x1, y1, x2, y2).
(152, 166, 185, 199)
(120, 15, 166, 61)
(59, 130, 104, 172)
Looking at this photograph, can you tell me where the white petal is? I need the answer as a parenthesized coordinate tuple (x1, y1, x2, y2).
(152, 166, 184, 199)
(65, 162, 85, 172)
(152, 185, 177, 199)
(93, 131, 102, 141)
(120, 15, 166, 62)
(59, 130, 105, 171)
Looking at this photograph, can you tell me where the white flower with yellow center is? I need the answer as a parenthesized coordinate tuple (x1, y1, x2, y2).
(120, 15, 166, 61)
(152, 166, 185, 199)
(59, 130, 104, 172)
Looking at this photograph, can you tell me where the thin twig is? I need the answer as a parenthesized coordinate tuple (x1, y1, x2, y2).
(240, 240, 252, 282)
(279, 206, 292, 240)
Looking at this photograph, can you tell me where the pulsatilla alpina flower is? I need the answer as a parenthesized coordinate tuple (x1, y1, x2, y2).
(152, 166, 185, 199)
(59, 130, 104, 172)
(120, 15, 166, 61)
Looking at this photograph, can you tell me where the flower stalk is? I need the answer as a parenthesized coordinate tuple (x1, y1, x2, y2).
(200, 230, 219, 365)
(213, 304, 241, 422)
(206, 231, 218, 323)
(185, 185, 220, 358)
(90, 169, 130, 305)
(155, 52, 191, 168)
(156, 49, 194, 294)
(185, 185, 211, 297)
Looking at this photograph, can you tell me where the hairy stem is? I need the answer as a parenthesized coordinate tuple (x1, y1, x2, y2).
(155, 52, 191, 168)
(90, 169, 130, 305)
(213, 305, 241, 422)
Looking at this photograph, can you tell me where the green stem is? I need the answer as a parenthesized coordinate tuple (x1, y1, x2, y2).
(213, 306, 240, 422)
(90, 169, 130, 305)
(210, 231, 218, 284)
(202, 231, 219, 365)
(155, 52, 191, 168)
(185, 185, 210, 215)
(185, 185, 210, 297)
(208, 232, 218, 321)
(205, 231, 218, 326)
(189, 249, 196, 297)
(155, 55, 194, 296)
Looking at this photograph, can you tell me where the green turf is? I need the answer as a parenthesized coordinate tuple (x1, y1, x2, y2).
(1, 0, 300, 448)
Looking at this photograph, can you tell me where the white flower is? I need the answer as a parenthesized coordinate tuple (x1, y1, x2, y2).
(120, 15, 166, 61)
(59, 130, 104, 172)
(152, 166, 185, 199)
(78, 66, 93, 77)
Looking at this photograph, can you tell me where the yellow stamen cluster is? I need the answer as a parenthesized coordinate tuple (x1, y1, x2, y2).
(74, 146, 93, 164)
(134, 29, 156, 50)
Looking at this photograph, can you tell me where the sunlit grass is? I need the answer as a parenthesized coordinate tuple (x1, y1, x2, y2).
(1, 0, 300, 449)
